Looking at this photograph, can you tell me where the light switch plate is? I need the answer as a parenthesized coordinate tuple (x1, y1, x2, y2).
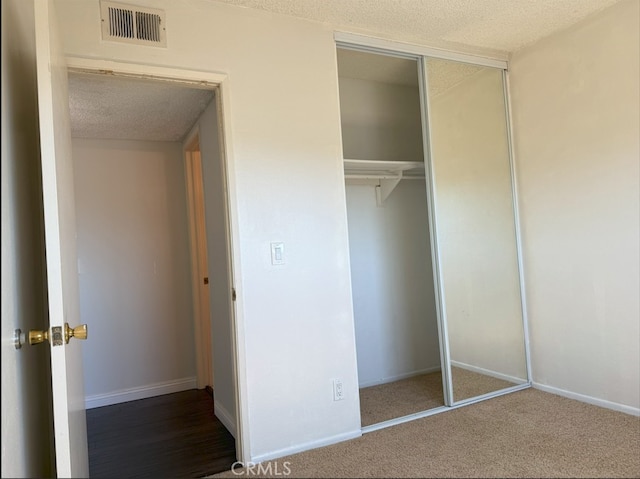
(333, 379, 344, 401)
(270, 242, 285, 265)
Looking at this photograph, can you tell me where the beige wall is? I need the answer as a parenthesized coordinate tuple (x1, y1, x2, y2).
(339, 77, 424, 162)
(509, 0, 640, 412)
(73, 138, 196, 405)
(346, 181, 441, 387)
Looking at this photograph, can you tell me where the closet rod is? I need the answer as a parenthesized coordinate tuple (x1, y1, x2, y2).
(345, 175, 425, 180)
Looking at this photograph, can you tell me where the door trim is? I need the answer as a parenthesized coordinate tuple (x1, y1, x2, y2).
(65, 57, 250, 463)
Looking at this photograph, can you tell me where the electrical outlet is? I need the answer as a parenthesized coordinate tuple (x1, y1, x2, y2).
(333, 379, 344, 401)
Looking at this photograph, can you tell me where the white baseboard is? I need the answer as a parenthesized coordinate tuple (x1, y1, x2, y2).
(85, 377, 197, 409)
(214, 399, 237, 438)
(532, 382, 640, 417)
(451, 360, 527, 385)
(250, 429, 362, 464)
(359, 366, 441, 389)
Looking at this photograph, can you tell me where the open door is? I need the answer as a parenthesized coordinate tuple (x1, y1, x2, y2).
(34, 0, 89, 476)
(185, 134, 215, 391)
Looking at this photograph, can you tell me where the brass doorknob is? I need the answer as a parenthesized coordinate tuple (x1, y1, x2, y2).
(27, 324, 88, 346)
(65, 323, 88, 343)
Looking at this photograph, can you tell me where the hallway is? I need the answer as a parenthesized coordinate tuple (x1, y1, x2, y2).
(87, 389, 236, 478)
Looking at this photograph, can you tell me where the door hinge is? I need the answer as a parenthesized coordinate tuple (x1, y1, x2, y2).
(204, 277, 209, 285)
(232, 288, 236, 301)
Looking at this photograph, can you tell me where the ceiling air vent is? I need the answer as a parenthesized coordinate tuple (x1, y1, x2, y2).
(100, 1, 167, 47)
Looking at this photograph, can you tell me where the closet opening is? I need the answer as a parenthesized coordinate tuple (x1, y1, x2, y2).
(336, 47, 446, 428)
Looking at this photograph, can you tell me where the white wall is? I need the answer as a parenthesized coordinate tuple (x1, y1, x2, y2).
(195, 95, 237, 433)
(509, 0, 640, 413)
(1, 1, 54, 476)
(72, 138, 196, 405)
(339, 77, 424, 162)
(428, 65, 527, 380)
(56, 0, 361, 460)
(346, 181, 440, 387)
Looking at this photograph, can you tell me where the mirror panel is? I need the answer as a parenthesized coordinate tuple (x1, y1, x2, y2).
(425, 58, 528, 403)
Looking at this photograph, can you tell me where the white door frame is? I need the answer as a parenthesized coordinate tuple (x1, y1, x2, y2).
(65, 57, 249, 463)
(184, 132, 214, 390)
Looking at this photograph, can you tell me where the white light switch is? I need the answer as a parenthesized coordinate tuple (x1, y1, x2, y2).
(270, 242, 285, 265)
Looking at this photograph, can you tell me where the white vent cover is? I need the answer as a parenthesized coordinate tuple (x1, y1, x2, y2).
(100, 1, 166, 47)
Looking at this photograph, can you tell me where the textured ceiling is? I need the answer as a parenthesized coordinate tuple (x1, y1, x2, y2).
(214, 0, 621, 54)
(68, 73, 215, 142)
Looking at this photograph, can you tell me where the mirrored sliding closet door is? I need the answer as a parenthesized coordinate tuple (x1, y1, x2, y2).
(337, 42, 531, 429)
(424, 57, 529, 404)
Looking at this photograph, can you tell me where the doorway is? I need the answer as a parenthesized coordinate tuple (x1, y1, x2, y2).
(67, 69, 238, 476)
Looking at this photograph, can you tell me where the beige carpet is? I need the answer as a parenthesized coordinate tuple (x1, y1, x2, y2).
(360, 368, 518, 426)
(451, 367, 519, 402)
(359, 372, 445, 426)
(212, 388, 640, 478)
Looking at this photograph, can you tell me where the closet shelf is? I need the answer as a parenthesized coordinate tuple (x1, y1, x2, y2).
(343, 159, 425, 179)
(344, 159, 425, 206)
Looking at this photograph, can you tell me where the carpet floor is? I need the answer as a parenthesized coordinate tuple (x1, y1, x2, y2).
(359, 372, 445, 426)
(212, 388, 640, 478)
(359, 367, 520, 426)
(451, 367, 521, 402)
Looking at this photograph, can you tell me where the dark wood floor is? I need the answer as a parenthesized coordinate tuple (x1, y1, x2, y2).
(87, 389, 236, 478)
